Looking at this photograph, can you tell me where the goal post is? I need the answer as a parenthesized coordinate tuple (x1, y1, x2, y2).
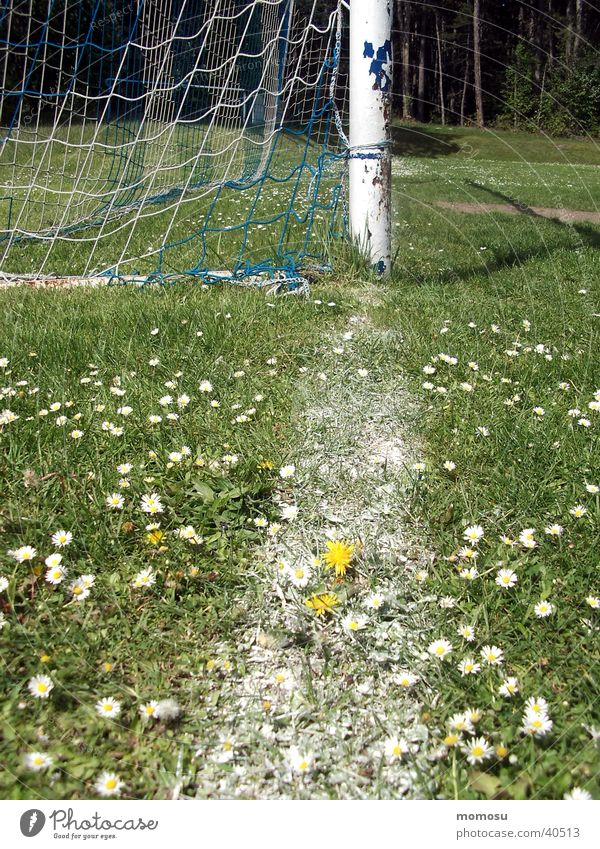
(0, 0, 393, 287)
(349, 0, 393, 276)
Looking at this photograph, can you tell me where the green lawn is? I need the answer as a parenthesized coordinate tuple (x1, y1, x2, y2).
(0, 123, 598, 800)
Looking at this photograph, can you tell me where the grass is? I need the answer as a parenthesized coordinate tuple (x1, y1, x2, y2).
(0, 283, 349, 798)
(1, 122, 599, 800)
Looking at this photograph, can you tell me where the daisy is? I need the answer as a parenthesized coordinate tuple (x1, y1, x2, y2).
(28, 675, 54, 699)
(177, 394, 190, 409)
(24, 752, 53, 771)
(458, 658, 481, 676)
(45, 565, 67, 585)
(199, 380, 213, 393)
(585, 484, 599, 494)
(51, 530, 72, 548)
(569, 505, 587, 518)
(95, 697, 121, 718)
(69, 579, 90, 601)
(154, 699, 181, 721)
(428, 639, 453, 659)
(534, 600, 554, 618)
(341, 613, 369, 632)
(289, 564, 311, 588)
(480, 645, 504, 665)
(0, 576, 8, 592)
(132, 569, 155, 588)
(586, 595, 599, 609)
(44, 552, 62, 568)
(524, 696, 549, 715)
(519, 528, 537, 548)
(13, 546, 37, 563)
(564, 788, 592, 800)
(449, 713, 473, 734)
(139, 701, 159, 719)
(365, 592, 385, 611)
(460, 567, 478, 581)
(279, 464, 295, 479)
(522, 714, 553, 737)
(457, 624, 475, 642)
(117, 463, 132, 475)
(95, 771, 124, 797)
(443, 733, 462, 748)
(106, 493, 124, 509)
(464, 737, 494, 765)
(289, 746, 313, 775)
(499, 677, 519, 697)
(496, 568, 518, 589)
(280, 504, 298, 521)
(384, 736, 409, 761)
(140, 493, 164, 514)
(443, 460, 456, 471)
(70, 429, 83, 439)
(544, 524, 563, 537)
(463, 525, 484, 543)
(394, 671, 417, 688)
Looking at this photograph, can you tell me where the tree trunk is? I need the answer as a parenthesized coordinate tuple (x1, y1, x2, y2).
(460, 32, 470, 127)
(400, 1, 413, 120)
(473, 0, 484, 127)
(574, 0, 583, 58)
(435, 12, 445, 125)
(417, 25, 426, 122)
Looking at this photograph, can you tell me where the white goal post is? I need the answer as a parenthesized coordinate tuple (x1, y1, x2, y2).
(348, 0, 393, 275)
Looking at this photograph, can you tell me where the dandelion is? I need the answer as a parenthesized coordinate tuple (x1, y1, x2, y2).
(95, 697, 121, 718)
(304, 592, 339, 616)
(458, 658, 481, 676)
(25, 752, 53, 771)
(499, 677, 519, 697)
(289, 746, 313, 775)
(341, 613, 369, 632)
(464, 737, 494, 764)
(51, 530, 72, 548)
(95, 772, 124, 797)
(496, 568, 518, 589)
(323, 539, 355, 577)
(279, 464, 295, 479)
(154, 699, 181, 721)
(463, 525, 484, 543)
(534, 600, 554, 618)
(384, 737, 409, 761)
(28, 675, 54, 699)
(428, 639, 453, 659)
(140, 493, 164, 514)
(481, 645, 504, 665)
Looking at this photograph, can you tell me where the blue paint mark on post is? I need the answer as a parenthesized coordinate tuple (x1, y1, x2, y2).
(363, 40, 392, 92)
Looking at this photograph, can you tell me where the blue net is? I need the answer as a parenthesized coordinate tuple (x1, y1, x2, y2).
(0, 0, 348, 284)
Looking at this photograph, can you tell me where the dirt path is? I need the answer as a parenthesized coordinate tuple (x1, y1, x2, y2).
(435, 200, 600, 224)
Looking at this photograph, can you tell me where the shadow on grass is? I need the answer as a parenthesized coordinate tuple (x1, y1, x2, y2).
(392, 124, 462, 158)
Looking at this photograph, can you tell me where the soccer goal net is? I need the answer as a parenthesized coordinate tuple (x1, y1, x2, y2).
(0, 0, 350, 286)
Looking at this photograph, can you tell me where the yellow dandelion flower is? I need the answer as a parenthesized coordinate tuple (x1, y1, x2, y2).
(304, 592, 339, 616)
(145, 529, 165, 546)
(323, 540, 355, 577)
